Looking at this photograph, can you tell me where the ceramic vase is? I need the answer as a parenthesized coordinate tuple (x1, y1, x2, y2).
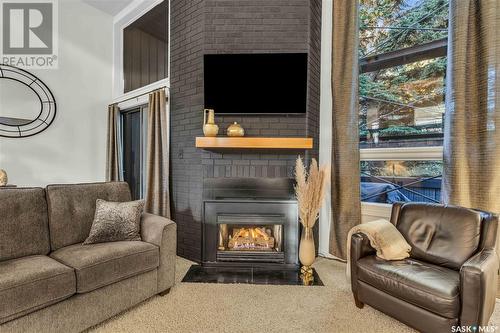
(203, 109, 219, 137)
(299, 226, 315, 268)
(226, 122, 245, 137)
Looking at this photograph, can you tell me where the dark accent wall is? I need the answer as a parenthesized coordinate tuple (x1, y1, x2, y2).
(170, 0, 321, 262)
(170, 0, 205, 261)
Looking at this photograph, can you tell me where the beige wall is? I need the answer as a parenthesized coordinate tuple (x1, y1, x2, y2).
(0, 1, 113, 186)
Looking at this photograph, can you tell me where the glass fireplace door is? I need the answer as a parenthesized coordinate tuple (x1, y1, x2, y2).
(218, 224, 283, 252)
(214, 213, 288, 263)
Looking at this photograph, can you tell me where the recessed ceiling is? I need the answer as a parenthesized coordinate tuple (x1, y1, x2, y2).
(84, 0, 134, 16)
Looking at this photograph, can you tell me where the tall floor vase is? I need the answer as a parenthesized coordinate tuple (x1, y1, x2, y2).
(299, 226, 315, 285)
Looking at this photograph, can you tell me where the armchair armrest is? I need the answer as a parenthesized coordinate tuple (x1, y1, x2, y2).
(460, 249, 499, 327)
(350, 232, 376, 294)
(141, 213, 177, 293)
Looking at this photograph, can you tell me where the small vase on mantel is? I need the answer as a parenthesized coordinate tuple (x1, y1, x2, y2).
(203, 108, 219, 137)
(226, 122, 245, 137)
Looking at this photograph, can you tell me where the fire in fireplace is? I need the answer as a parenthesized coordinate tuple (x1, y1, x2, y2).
(219, 224, 283, 252)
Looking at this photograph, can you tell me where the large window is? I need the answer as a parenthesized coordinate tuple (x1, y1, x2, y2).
(359, 0, 449, 204)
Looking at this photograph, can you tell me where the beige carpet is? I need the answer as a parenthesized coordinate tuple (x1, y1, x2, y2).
(88, 257, 500, 333)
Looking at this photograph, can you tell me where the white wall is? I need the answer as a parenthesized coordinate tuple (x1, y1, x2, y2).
(318, 1, 391, 258)
(0, 1, 113, 186)
(318, 0, 333, 257)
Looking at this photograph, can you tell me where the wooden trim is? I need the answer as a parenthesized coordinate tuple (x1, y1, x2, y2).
(360, 38, 447, 73)
(195, 137, 313, 149)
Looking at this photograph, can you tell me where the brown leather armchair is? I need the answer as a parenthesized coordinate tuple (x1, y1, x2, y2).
(351, 203, 499, 333)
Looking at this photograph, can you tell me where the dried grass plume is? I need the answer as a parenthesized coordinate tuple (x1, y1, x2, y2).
(294, 156, 330, 228)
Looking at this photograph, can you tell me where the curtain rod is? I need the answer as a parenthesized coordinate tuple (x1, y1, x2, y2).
(111, 85, 167, 106)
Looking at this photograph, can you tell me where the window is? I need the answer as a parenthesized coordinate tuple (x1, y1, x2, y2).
(121, 106, 148, 200)
(361, 160, 442, 203)
(359, 0, 449, 204)
(123, 0, 168, 93)
(113, 0, 170, 98)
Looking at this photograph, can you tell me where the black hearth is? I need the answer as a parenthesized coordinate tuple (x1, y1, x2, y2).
(202, 178, 299, 269)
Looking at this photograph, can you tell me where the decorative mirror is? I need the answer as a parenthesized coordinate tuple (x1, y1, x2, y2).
(0, 64, 56, 138)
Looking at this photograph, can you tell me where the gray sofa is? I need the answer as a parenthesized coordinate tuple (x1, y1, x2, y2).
(0, 182, 176, 333)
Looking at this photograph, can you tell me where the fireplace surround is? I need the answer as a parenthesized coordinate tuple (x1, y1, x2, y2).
(169, 0, 321, 262)
(202, 178, 299, 269)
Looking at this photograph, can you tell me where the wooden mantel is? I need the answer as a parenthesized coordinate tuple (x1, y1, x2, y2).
(195, 137, 313, 149)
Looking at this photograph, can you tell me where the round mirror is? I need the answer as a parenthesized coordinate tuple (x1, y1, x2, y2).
(0, 79, 41, 126)
(0, 64, 56, 138)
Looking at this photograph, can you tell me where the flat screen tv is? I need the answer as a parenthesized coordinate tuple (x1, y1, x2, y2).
(204, 53, 307, 114)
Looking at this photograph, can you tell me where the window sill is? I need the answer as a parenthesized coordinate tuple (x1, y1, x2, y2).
(361, 202, 392, 220)
(360, 146, 443, 161)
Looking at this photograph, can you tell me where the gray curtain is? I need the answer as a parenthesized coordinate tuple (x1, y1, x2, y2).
(442, 0, 500, 294)
(329, 0, 361, 260)
(106, 104, 122, 181)
(443, 0, 500, 213)
(145, 89, 171, 218)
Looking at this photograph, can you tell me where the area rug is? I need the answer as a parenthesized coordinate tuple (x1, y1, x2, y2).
(88, 257, 500, 333)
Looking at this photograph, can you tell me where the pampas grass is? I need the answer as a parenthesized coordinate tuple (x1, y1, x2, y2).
(294, 156, 330, 228)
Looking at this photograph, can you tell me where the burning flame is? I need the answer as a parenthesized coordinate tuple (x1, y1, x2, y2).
(228, 227, 274, 250)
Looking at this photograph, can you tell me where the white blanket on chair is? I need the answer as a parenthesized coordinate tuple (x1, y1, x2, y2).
(346, 219, 411, 280)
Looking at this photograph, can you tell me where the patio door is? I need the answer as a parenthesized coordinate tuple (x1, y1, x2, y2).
(121, 106, 148, 200)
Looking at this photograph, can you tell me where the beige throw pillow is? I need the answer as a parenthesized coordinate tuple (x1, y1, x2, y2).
(84, 199, 145, 245)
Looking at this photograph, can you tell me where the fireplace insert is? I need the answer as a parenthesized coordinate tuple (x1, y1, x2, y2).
(202, 178, 299, 269)
(218, 224, 282, 252)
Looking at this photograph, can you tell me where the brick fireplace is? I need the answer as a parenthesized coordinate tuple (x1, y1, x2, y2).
(170, 0, 321, 262)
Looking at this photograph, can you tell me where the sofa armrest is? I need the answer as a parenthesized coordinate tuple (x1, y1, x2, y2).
(350, 232, 375, 294)
(460, 249, 499, 327)
(141, 213, 177, 293)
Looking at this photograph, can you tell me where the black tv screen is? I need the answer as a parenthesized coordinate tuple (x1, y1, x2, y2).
(204, 53, 307, 114)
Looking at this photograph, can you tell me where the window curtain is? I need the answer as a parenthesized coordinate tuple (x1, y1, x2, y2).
(106, 104, 122, 181)
(329, 0, 361, 260)
(443, 0, 500, 212)
(145, 89, 171, 218)
(442, 0, 500, 294)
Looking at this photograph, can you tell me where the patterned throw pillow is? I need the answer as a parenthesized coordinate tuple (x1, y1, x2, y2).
(84, 199, 145, 245)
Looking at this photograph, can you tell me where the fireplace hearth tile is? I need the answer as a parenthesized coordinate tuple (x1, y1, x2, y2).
(182, 265, 324, 286)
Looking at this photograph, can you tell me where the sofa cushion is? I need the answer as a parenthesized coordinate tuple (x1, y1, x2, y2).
(50, 241, 159, 293)
(46, 182, 132, 251)
(0, 255, 75, 324)
(357, 255, 460, 318)
(396, 203, 482, 269)
(0, 188, 50, 262)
